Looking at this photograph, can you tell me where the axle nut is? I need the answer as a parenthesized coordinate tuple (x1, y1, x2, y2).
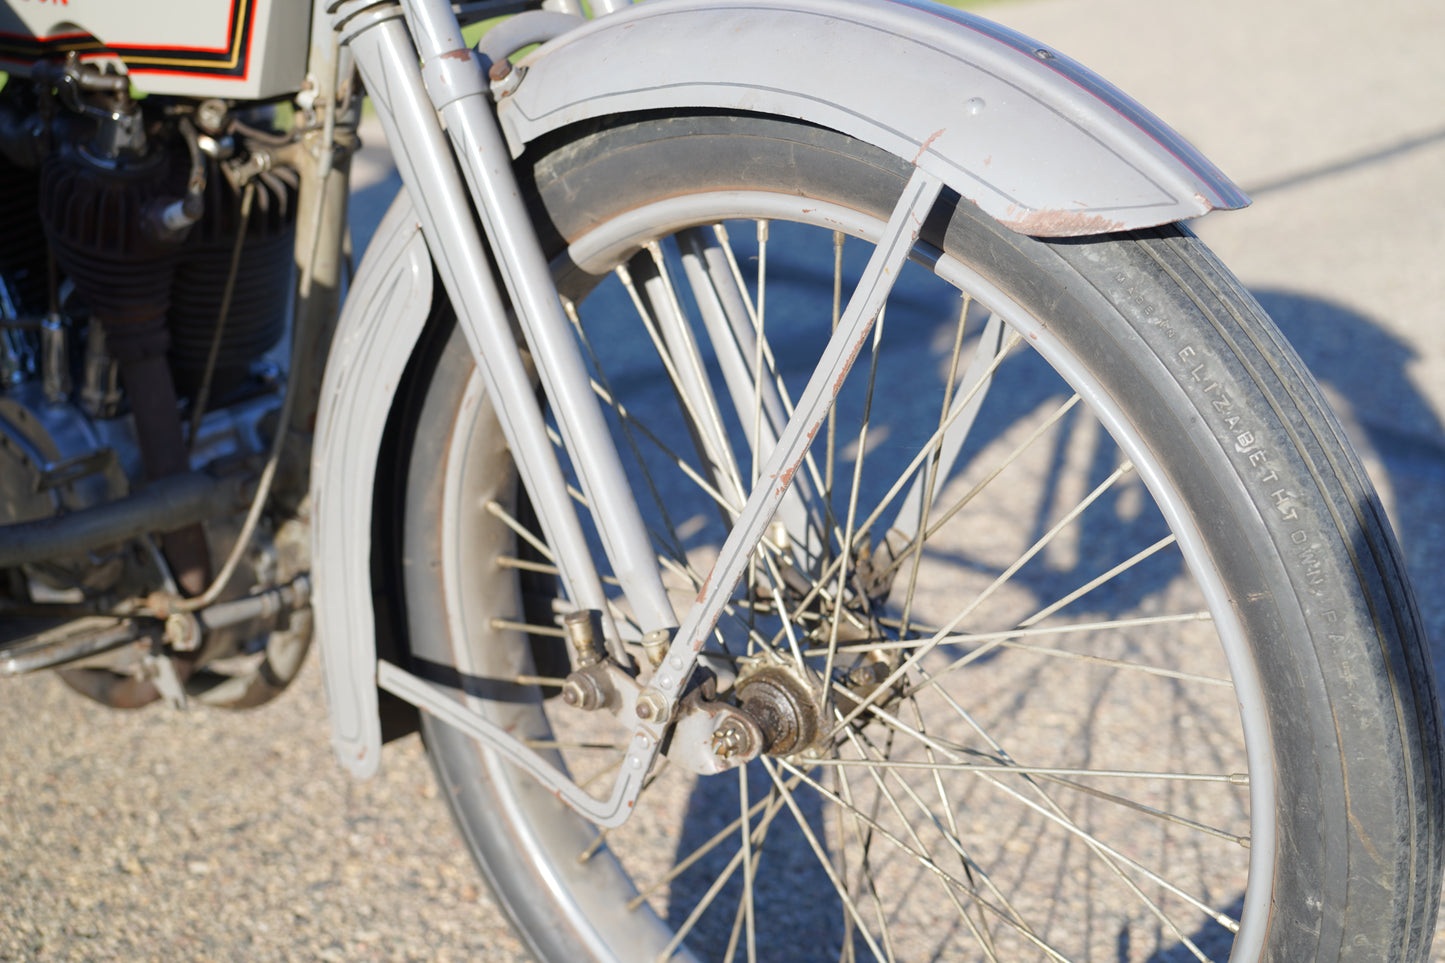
(711, 717, 756, 760)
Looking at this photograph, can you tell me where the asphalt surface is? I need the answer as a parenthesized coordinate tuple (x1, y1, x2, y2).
(3, 0, 1443, 959)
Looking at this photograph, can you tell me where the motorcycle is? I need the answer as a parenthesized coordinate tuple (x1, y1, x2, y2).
(1, 0, 1440, 958)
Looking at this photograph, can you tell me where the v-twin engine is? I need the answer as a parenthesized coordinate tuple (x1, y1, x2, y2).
(0, 62, 311, 709)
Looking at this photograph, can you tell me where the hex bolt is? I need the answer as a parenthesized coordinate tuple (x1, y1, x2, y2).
(560, 672, 605, 712)
(847, 661, 889, 687)
(711, 718, 755, 760)
(563, 609, 602, 667)
(641, 628, 671, 668)
(634, 688, 670, 725)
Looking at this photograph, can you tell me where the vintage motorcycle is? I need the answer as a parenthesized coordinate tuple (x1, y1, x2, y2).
(1, 0, 1440, 959)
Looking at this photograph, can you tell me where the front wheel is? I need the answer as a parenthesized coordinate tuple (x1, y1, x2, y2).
(398, 114, 1442, 961)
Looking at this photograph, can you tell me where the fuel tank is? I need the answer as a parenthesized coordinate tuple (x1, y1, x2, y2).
(0, 0, 310, 99)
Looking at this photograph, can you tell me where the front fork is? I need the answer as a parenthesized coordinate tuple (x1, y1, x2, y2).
(332, 0, 941, 827)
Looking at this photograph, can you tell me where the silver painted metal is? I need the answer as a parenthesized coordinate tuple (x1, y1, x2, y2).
(322, 0, 662, 787)
(584, 0, 634, 14)
(345, 9, 616, 626)
(889, 310, 1009, 545)
(377, 658, 650, 828)
(644, 167, 943, 726)
(497, 0, 1248, 235)
(311, 190, 435, 776)
(304, 0, 1257, 825)
(400, 0, 676, 641)
(475, 9, 584, 69)
(320, 4, 599, 774)
(667, 690, 761, 773)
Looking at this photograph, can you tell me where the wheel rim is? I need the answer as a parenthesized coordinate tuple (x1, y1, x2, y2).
(434, 190, 1274, 963)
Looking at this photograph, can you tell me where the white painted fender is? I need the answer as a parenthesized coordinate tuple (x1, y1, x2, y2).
(312, 195, 431, 777)
(498, 0, 1248, 235)
(315, 0, 1249, 778)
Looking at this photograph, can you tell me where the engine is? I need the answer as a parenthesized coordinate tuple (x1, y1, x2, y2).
(0, 60, 310, 708)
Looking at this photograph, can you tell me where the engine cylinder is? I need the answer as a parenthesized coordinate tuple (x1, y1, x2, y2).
(168, 170, 296, 400)
(37, 144, 185, 355)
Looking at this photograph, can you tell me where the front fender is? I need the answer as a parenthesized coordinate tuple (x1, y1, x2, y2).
(312, 193, 432, 778)
(499, 0, 1247, 235)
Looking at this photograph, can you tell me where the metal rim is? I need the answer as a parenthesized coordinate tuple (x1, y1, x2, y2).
(433, 188, 1274, 962)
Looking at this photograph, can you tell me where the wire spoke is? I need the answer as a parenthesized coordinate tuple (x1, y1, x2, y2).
(806, 755, 1248, 787)
(852, 673, 1241, 944)
(823, 459, 1137, 740)
(773, 754, 1073, 963)
(759, 758, 892, 963)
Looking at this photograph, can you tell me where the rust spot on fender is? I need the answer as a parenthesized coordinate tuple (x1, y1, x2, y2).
(912, 127, 946, 165)
(999, 205, 1128, 238)
(440, 48, 473, 61)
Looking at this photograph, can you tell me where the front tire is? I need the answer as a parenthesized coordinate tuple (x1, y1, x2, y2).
(399, 114, 1443, 961)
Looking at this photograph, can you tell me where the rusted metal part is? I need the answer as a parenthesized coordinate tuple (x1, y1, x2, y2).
(737, 661, 822, 756)
(998, 205, 1130, 237)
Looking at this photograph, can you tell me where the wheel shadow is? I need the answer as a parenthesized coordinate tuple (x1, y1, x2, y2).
(1255, 289, 1445, 688)
(663, 282, 1445, 960)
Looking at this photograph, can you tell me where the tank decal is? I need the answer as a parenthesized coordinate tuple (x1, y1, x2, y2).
(0, 0, 254, 80)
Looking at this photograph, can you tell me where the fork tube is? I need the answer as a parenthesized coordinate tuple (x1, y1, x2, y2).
(398, 0, 677, 636)
(338, 9, 625, 637)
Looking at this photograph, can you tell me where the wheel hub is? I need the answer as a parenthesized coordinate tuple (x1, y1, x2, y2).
(736, 660, 822, 756)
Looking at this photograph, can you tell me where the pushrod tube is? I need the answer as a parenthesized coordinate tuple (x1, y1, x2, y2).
(397, 0, 677, 638)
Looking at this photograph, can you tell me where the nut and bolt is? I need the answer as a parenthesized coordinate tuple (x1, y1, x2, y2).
(847, 661, 889, 687)
(488, 60, 523, 98)
(641, 628, 671, 668)
(711, 718, 755, 760)
(634, 688, 670, 725)
(563, 609, 602, 667)
(560, 672, 606, 712)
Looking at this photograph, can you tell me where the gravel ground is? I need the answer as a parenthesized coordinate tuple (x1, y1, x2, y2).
(4, 0, 1443, 960)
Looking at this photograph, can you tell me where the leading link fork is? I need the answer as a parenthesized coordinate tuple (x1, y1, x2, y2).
(355, 0, 943, 827)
